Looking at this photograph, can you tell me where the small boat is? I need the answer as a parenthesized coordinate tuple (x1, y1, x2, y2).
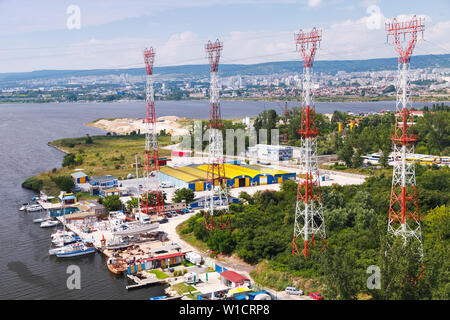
(40, 220, 60, 228)
(19, 203, 29, 211)
(106, 257, 127, 274)
(149, 296, 167, 300)
(33, 216, 51, 223)
(26, 204, 43, 212)
(55, 242, 96, 258)
(53, 235, 81, 247)
(51, 230, 74, 240)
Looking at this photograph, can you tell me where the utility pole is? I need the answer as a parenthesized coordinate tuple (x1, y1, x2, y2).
(292, 28, 327, 258)
(385, 15, 425, 280)
(204, 39, 230, 230)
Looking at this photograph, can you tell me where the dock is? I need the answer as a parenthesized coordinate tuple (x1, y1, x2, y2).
(126, 274, 168, 290)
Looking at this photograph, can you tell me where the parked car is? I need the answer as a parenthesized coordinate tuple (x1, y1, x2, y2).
(159, 218, 168, 224)
(285, 287, 303, 295)
(309, 292, 324, 300)
(165, 212, 172, 218)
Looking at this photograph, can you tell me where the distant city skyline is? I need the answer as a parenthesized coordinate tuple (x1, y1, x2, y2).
(0, 0, 449, 73)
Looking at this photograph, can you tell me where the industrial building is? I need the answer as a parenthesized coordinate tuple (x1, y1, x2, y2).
(158, 163, 296, 191)
(247, 144, 293, 162)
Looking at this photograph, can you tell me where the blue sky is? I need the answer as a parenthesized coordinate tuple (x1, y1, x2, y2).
(0, 0, 449, 72)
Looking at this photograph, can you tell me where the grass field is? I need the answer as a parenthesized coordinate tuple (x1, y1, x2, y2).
(147, 269, 170, 279)
(25, 134, 174, 197)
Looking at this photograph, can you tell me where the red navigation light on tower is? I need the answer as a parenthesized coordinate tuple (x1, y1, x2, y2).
(142, 47, 165, 219)
(203, 39, 230, 231)
(385, 15, 425, 278)
(292, 28, 326, 258)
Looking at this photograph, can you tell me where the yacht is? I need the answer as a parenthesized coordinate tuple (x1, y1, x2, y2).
(55, 242, 96, 258)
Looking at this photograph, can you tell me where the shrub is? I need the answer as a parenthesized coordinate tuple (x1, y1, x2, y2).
(22, 177, 43, 191)
(51, 176, 75, 192)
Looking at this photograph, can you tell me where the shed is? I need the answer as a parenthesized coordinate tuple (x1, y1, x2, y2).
(220, 270, 250, 287)
(71, 171, 88, 184)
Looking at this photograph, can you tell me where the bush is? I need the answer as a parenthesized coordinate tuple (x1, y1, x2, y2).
(51, 176, 75, 192)
(22, 177, 43, 191)
(62, 153, 76, 167)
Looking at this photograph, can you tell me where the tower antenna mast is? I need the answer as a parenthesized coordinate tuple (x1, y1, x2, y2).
(142, 47, 166, 219)
(385, 15, 425, 280)
(292, 28, 326, 258)
(204, 39, 230, 230)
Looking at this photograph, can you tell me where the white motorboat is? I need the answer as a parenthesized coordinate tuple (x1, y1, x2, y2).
(55, 242, 96, 258)
(26, 204, 43, 212)
(52, 234, 80, 247)
(51, 230, 74, 240)
(33, 216, 51, 223)
(40, 220, 60, 228)
(19, 203, 29, 211)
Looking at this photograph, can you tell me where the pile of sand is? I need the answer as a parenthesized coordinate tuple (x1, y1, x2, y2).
(90, 117, 190, 136)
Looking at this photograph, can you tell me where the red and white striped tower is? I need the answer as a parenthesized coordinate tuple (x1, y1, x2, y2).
(142, 47, 165, 218)
(385, 16, 425, 272)
(204, 39, 230, 230)
(292, 28, 326, 258)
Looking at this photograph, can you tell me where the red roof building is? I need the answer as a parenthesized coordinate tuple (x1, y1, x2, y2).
(220, 270, 251, 287)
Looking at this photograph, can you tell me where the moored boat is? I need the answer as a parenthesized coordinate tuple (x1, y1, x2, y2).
(106, 257, 127, 274)
(40, 220, 60, 228)
(55, 242, 96, 258)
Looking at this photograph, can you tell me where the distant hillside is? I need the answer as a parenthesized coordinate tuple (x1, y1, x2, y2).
(0, 54, 449, 83)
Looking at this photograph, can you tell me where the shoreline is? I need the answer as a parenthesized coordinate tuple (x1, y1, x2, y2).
(1, 96, 449, 105)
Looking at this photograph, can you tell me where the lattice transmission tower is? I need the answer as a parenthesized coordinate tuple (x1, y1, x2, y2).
(141, 47, 165, 218)
(203, 39, 230, 230)
(385, 15, 425, 277)
(292, 28, 326, 258)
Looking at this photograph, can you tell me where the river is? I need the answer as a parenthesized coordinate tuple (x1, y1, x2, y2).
(0, 100, 437, 299)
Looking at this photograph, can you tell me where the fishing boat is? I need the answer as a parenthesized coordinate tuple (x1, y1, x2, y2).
(55, 242, 96, 258)
(106, 257, 127, 274)
(40, 220, 60, 228)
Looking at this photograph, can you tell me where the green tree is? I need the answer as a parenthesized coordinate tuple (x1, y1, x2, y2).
(62, 153, 76, 167)
(102, 195, 123, 212)
(51, 176, 75, 192)
(172, 188, 195, 204)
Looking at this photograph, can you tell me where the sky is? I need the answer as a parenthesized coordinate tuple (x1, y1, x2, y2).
(0, 0, 449, 73)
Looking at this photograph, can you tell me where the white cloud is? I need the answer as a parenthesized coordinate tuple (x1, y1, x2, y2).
(308, 0, 321, 8)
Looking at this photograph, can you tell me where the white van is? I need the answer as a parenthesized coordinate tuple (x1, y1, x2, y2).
(285, 287, 303, 295)
(160, 181, 174, 188)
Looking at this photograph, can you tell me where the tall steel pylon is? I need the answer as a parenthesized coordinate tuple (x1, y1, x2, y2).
(203, 39, 230, 230)
(385, 15, 425, 278)
(292, 28, 326, 258)
(142, 47, 165, 218)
